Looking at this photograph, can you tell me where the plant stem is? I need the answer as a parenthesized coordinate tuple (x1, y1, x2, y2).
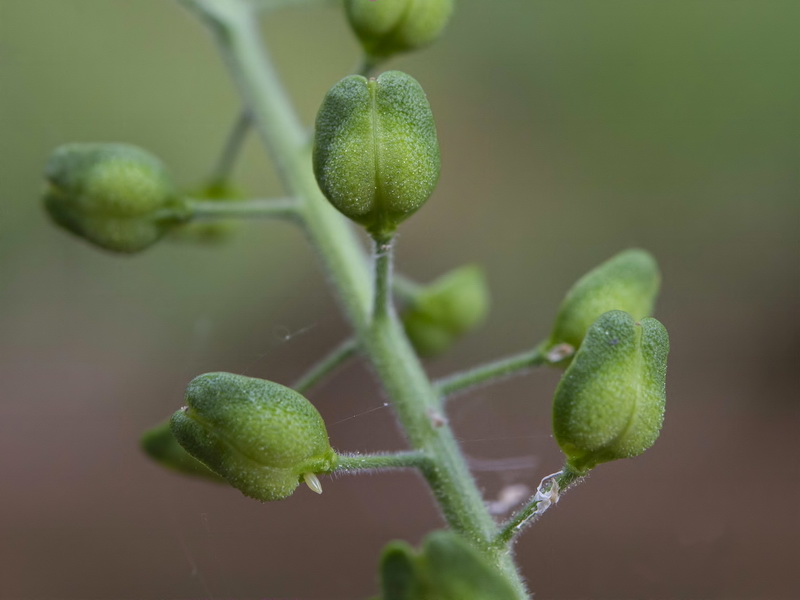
(293, 337, 358, 394)
(186, 197, 300, 219)
(334, 451, 430, 472)
(180, 1, 530, 596)
(494, 467, 582, 548)
(212, 109, 251, 183)
(435, 346, 549, 399)
(372, 236, 394, 321)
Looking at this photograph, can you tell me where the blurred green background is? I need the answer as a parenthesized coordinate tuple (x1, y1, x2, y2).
(1, 1, 798, 598)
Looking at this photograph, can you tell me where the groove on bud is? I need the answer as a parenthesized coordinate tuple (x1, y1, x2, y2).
(313, 70, 440, 239)
(553, 310, 669, 474)
(43, 143, 185, 253)
(170, 372, 336, 502)
(544, 249, 661, 364)
(402, 265, 490, 357)
(379, 531, 517, 600)
(345, 0, 455, 60)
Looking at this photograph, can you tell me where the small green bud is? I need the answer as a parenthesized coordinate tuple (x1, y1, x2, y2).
(140, 421, 226, 484)
(402, 265, 490, 357)
(379, 531, 517, 600)
(545, 249, 660, 364)
(313, 71, 440, 239)
(171, 180, 245, 243)
(43, 143, 185, 253)
(553, 310, 669, 474)
(345, 0, 455, 60)
(170, 372, 336, 502)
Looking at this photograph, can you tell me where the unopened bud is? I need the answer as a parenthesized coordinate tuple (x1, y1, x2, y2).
(544, 249, 660, 364)
(170, 372, 336, 501)
(43, 143, 185, 253)
(552, 310, 669, 474)
(313, 71, 440, 239)
(345, 0, 455, 60)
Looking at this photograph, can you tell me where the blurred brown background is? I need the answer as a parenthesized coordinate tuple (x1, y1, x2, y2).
(1, 1, 798, 599)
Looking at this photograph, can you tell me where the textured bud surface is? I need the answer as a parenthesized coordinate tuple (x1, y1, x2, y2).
(170, 372, 336, 501)
(546, 249, 660, 362)
(313, 70, 440, 238)
(379, 531, 517, 600)
(345, 0, 455, 59)
(553, 310, 669, 474)
(402, 265, 490, 357)
(43, 143, 183, 253)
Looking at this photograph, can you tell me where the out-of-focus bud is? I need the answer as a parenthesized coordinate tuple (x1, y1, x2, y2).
(170, 372, 336, 502)
(313, 70, 440, 240)
(43, 143, 185, 253)
(379, 531, 517, 600)
(552, 310, 669, 475)
(544, 249, 660, 365)
(402, 265, 490, 357)
(344, 0, 455, 60)
(140, 421, 226, 484)
(171, 180, 245, 243)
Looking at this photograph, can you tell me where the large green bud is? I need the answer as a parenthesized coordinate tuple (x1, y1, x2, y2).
(344, 0, 455, 60)
(544, 249, 660, 364)
(313, 70, 440, 240)
(402, 265, 489, 357)
(170, 372, 336, 501)
(379, 531, 517, 600)
(43, 143, 185, 253)
(553, 310, 669, 475)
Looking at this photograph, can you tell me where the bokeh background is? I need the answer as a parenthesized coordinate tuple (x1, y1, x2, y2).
(1, 1, 798, 598)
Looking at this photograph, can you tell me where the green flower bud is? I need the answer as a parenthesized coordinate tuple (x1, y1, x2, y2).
(553, 310, 669, 475)
(140, 421, 226, 484)
(171, 180, 245, 243)
(170, 372, 336, 501)
(43, 143, 186, 253)
(544, 249, 660, 364)
(379, 531, 517, 600)
(345, 0, 455, 60)
(402, 265, 490, 357)
(313, 71, 440, 239)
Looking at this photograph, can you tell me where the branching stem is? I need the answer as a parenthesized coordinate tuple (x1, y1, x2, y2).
(212, 109, 252, 183)
(179, 1, 530, 597)
(493, 467, 583, 549)
(293, 337, 358, 394)
(435, 346, 550, 399)
(334, 451, 430, 473)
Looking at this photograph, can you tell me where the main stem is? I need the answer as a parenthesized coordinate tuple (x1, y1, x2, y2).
(181, 1, 529, 596)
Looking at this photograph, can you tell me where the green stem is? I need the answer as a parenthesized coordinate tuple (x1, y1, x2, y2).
(435, 346, 549, 399)
(493, 467, 582, 549)
(180, 1, 529, 597)
(186, 197, 300, 219)
(357, 54, 382, 78)
(334, 451, 430, 472)
(372, 236, 394, 321)
(211, 109, 251, 183)
(293, 337, 358, 394)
